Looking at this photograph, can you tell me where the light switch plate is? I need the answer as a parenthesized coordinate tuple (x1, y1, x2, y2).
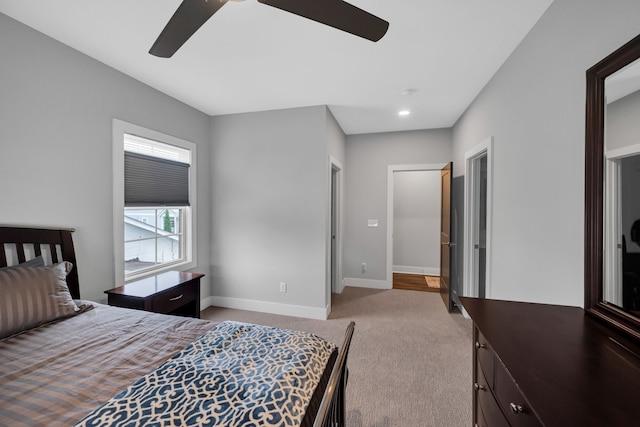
(368, 219, 378, 227)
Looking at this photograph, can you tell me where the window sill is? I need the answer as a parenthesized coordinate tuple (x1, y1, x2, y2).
(124, 259, 196, 283)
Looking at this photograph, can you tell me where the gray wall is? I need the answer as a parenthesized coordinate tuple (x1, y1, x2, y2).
(326, 109, 347, 299)
(451, 0, 640, 306)
(344, 129, 452, 283)
(210, 106, 338, 318)
(326, 108, 346, 166)
(393, 170, 441, 273)
(8, 0, 640, 314)
(0, 13, 212, 303)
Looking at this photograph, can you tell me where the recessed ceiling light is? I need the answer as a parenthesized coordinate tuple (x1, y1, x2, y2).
(398, 110, 411, 116)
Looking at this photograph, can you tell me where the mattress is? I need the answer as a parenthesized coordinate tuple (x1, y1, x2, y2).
(0, 303, 215, 426)
(0, 303, 337, 427)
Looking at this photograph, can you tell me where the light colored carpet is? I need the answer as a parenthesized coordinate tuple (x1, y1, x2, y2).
(201, 287, 473, 427)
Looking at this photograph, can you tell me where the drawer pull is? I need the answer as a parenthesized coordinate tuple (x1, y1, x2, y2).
(475, 341, 486, 349)
(473, 382, 485, 391)
(509, 403, 524, 414)
(169, 294, 184, 301)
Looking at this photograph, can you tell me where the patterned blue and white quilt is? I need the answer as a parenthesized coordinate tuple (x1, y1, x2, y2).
(75, 321, 337, 427)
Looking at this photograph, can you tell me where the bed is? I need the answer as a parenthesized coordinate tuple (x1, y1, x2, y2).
(0, 226, 354, 427)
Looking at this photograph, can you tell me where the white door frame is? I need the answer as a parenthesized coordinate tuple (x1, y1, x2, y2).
(463, 137, 493, 298)
(328, 157, 344, 298)
(386, 163, 447, 287)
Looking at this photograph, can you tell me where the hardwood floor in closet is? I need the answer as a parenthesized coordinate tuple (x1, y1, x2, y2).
(393, 273, 440, 292)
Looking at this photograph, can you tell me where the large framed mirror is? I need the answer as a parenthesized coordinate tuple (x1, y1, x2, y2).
(585, 34, 640, 340)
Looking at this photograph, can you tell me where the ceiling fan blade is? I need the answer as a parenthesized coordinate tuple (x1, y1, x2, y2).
(149, 0, 228, 58)
(258, 0, 388, 42)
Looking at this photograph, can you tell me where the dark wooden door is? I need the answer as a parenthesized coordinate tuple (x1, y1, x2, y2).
(440, 162, 454, 312)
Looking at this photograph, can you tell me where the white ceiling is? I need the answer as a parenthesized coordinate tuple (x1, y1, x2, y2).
(0, 0, 553, 135)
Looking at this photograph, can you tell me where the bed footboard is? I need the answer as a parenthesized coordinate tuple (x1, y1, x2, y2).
(314, 321, 355, 427)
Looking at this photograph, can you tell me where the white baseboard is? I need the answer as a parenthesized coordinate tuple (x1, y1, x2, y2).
(343, 277, 392, 290)
(200, 296, 213, 311)
(208, 295, 328, 320)
(393, 265, 440, 276)
(334, 279, 347, 294)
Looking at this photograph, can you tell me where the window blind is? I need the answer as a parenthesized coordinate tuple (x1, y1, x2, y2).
(124, 151, 190, 207)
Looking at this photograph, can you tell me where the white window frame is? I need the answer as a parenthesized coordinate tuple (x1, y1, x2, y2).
(113, 119, 197, 285)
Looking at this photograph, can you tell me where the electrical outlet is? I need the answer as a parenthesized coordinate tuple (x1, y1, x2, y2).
(361, 263, 367, 274)
(280, 282, 287, 293)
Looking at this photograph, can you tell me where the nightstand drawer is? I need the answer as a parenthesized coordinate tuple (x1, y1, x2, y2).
(151, 280, 197, 314)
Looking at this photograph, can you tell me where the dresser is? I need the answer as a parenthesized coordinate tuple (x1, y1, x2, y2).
(105, 271, 203, 318)
(459, 297, 640, 427)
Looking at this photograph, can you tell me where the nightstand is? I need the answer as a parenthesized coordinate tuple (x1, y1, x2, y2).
(105, 271, 203, 318)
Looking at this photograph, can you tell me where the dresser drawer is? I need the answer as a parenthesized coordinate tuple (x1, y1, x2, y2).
(494, 358, 542, 427)
(476, 329, 495, 388)
(476, 368, 510, 427)
(151, 280, 197, 314)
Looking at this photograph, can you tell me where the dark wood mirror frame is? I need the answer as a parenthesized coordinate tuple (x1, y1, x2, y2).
(585, 34, 640, 341)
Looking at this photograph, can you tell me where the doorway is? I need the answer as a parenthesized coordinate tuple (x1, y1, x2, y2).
(329, 157, 343, 297)
(386, 164, 447, 291)
(464, 137, 493, 299)
(391, 169, 442, 292)
(603, 143, 640, 307)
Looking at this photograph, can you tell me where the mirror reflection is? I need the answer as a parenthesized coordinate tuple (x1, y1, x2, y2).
(603, 58, 640, 316)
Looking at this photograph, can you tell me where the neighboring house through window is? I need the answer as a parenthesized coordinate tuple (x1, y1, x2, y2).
(113, 120, 197, 284)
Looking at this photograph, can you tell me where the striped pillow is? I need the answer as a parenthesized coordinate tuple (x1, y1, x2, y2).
(0, 262, 79, 339)
(0, 255, 45, 270)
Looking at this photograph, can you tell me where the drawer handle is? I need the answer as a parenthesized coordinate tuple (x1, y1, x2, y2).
(169, 294, 184, 301)
(473, 383, 485, 391)
(475, 341, 486, 349)
(509, 403, 524, 414)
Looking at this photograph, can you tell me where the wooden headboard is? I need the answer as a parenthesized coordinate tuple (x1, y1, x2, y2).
(0, 226, 80, 299)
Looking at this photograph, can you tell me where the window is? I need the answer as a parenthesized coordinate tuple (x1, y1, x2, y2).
(125, 208, 185, 275)
(113, 120, 197, 283)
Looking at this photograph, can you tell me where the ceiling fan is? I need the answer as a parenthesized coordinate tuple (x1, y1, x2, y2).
(149, 0, 389, 58)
